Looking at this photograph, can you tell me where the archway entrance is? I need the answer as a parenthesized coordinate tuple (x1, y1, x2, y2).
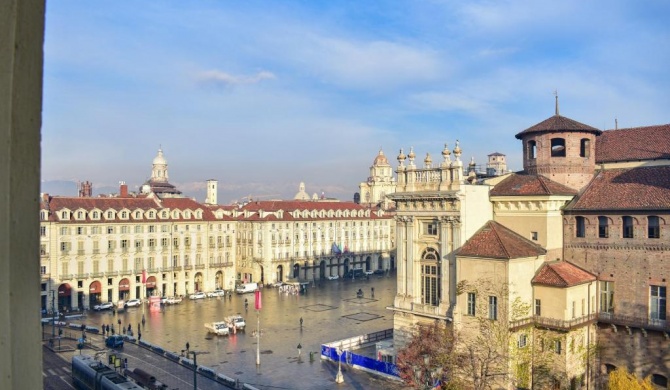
(319, 261, 326, 279)
(88, 281, 101, 308)
(343, 258, 350, 276)
(215, 271, 223, 289)
(304, 261, 309, 279)
(118, 278, 130, 301)
(377, 256, 383, 270)
(365, 256, 371, 271)
(276, 265, 284, 282)
(260, 265, 264, 284)
(293, 263, 300, 279)
(390, 255, 395, 270)
(194, 272, 203, 292)
(145, 276, 156, 297)
(58, 283, 71, 311)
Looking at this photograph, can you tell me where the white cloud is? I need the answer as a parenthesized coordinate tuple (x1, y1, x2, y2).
(196, 70, 276, 87)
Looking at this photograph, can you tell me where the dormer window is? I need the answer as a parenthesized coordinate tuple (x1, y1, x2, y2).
(77, 211, 84, 219)
(120, 211, 128, 219)
(106, 211, 114, 219)
(61, 211, 69, 220)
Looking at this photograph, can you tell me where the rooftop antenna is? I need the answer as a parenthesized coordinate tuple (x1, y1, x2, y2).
(554, 89, 559, 116)
(615, 118, 618, 130)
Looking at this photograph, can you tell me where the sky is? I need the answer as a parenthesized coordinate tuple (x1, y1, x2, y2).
(41, 0, 670, 204)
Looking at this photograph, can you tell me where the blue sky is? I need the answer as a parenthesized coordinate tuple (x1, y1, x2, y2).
(42, 0, 670, 203)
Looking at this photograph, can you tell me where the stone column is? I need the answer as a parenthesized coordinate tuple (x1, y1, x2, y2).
(440, 217, 451, 308)
(395, 217, 405, 295)
(406, 217, 415, 297)
(0, 1, 44, 388)
(450, 218, 461, 307)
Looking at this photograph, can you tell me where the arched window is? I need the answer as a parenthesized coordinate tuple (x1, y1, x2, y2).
(580, 138, 590, 158)
(420, 247, 441, 306)
(551, 138, 566, 157)
(576, 216, 586, 238)
(528, 141, 537, 159)
(622, 216, 634, 238)
(648, 216, 660, 239)
(598, 216, 609, 238)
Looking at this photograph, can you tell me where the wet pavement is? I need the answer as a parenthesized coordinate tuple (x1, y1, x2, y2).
(53, 273, 405, 390)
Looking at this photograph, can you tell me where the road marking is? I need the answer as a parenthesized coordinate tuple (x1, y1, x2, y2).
(62, 366, 71, 373)
(42, 372, 47, 377)
(59, 375, 75, 388)
(48, 368, 56, 376)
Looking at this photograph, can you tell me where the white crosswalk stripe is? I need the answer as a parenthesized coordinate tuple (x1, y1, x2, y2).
(47, 368, 56, 376)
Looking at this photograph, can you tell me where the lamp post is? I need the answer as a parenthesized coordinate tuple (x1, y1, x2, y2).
(335, 344, 344, 383)
(181, 344, 208, 390)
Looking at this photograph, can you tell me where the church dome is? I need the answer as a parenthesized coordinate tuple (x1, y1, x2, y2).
(153, 148, 167, 165)
(373, 149, 390, 166)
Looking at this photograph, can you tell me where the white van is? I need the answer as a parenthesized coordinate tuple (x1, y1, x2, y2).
(236, 282, 258, 294)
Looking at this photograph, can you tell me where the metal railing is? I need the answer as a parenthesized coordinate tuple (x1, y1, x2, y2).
(510, 313, 597, 331)
(597, 312, 670, 332)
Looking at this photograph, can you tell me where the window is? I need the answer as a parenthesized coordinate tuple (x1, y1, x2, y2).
(580, 138, 590, 158)
(426, 223, 437, 236)
(528, 140, 537, 159)
(107, 226, 114, 234)
(648, 216, 660, 239)
(576, 216, 586, 238)
(650, 285, 666, 322)
(652, 374, 668, 388)
(530, 231, 538, 241)
(622, 216, 634, 238)
(467, 292, 476, 316)
(535, 299, 541, 316)
(551, 138, 566, 157)
(598, 216, 609, 238)
(40, 226, 46, 236)
(571, 301, 576, 318)
(420, 248, 441, 306)
(518, 334, 528, 348)
(489, 296, 498, 320)
(554, 340, 562, 354)
(135, 225, 143, 233)
(600, 281, 614, 313)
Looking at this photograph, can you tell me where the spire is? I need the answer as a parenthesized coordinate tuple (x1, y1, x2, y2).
(554, 89, 560, 116)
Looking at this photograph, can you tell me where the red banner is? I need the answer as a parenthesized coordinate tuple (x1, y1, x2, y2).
(142, 269, 147, 284)
(254, 289, 262, 310)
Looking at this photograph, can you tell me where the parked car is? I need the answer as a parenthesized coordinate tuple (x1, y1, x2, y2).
(373, 269, 386, 275)
(364, 270, 374, 275)
(93, 302, 114, 311)
(105, 334, 124, 349)
(189, 292, 206, 300)
(327, 274, 339, 280)
(124, 299, 142, 308)
(207, 289, 225, 298)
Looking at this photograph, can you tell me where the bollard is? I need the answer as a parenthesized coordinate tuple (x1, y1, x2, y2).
(309, 351, 314, 362)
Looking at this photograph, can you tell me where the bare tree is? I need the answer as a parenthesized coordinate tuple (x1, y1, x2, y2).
(396, 320, 462, 389)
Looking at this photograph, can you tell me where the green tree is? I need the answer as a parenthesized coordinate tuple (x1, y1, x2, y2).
(396, 321, 461, 389)
(608, 367, 653, 390)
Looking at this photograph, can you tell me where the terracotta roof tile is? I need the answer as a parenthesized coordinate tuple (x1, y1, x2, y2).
(565, 166, 670, 210)
(596, 124, 670, 163)
(457, 221, 546, 259)
(490, 174, 578, 196)
(515, 115, 602, 139)
(532, 261, 596, 287)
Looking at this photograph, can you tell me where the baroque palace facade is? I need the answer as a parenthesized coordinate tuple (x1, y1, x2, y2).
(389, 102, 670, 389)
(40, 149, 395, 311)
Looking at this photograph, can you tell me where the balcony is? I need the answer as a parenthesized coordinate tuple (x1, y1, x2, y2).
(173, 266, 183, 271)
(60, 274, 73, 280)
(75, 273, 88, 279)
(105, 271, 119, 277)
(90, 272, 104, 278)
(195, 264, 205, 270)
(121, 248, 129, 253)
(147, 268, 160, 273)
(77, 250, 85, 255)
(120, 269, 132, 276)
(597, 312, 670, 332)
(411, 302, 443, 317)
(40, 273, 50, 281)
(510, 314, 597, 331)
(92, 249, 100, 254)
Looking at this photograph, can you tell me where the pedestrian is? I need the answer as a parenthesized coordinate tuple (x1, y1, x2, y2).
(300, 317, 303, 328)
(138, 332, 142, 342)
(106, 324, 110, 334)
(137, 323, 140, 333)
(371, 287, 375, 297)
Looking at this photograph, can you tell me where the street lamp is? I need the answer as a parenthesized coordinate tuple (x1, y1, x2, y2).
(335, 344, 345, 384)
(181, 343, 208, 390)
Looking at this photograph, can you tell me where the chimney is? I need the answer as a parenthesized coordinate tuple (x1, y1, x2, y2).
(78, 180, 93, 197)
(119, 181, 128, 197)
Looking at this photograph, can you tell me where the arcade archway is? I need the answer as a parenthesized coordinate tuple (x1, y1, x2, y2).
(276, 265, 284, 282)
(194, 272, 203, 292)
(365, 256, 371, 271)
(319, 261, 326, 279)
(118, 278, 130, 301)
(293, 263, 300, 279)
(88, 281, 101, 308)
(215, 271, 223, 289)
(58, 283, 71, 311)
(145, 276, 157, 297)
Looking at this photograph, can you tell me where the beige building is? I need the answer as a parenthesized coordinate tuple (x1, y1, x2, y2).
(39, 150, 237, 311)
(359, 149, 397, 207)
(230, 200, 395, 284)
(387, 142, 493, 345)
